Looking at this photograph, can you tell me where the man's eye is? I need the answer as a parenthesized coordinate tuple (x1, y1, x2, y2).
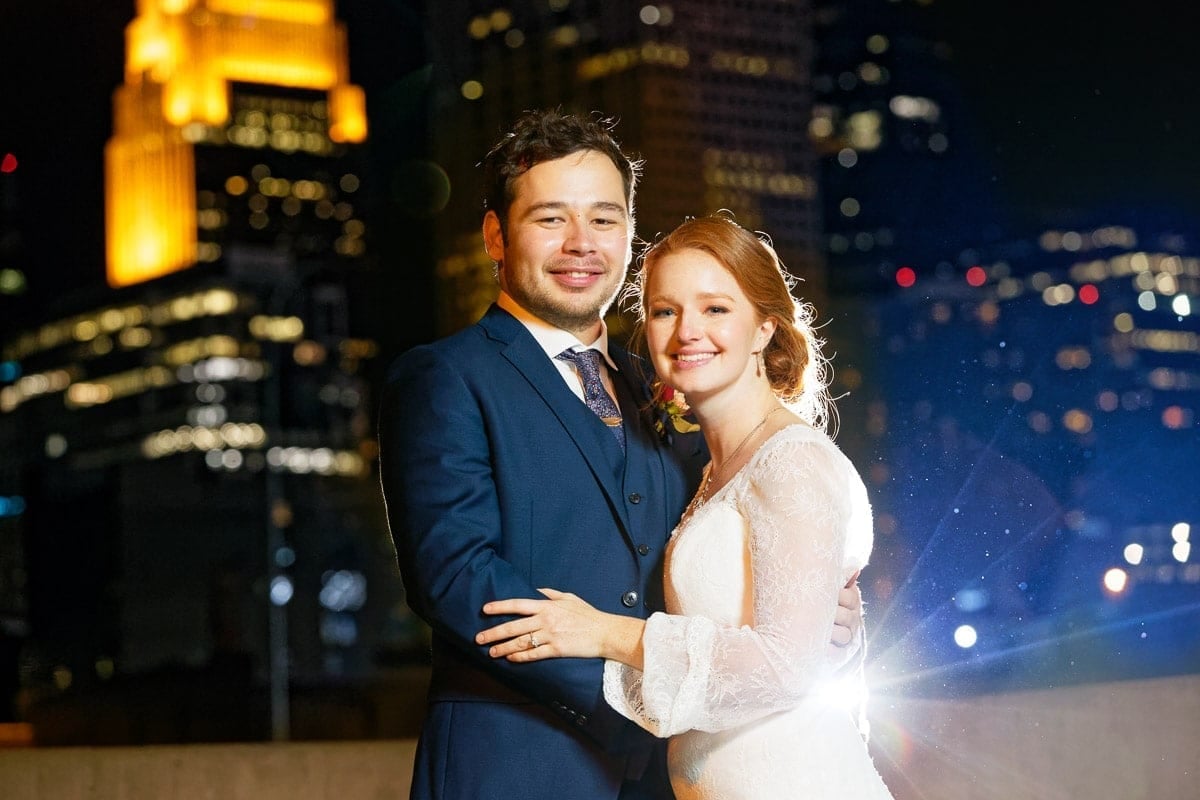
(707, 306, 729, 314)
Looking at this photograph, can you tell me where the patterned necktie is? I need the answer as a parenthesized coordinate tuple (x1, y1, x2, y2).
(557, 348, 625, 451)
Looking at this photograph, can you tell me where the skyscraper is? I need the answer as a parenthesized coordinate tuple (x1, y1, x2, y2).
(0, 0, 408, 742)
(811, 0, 998, 294)
(426, 1, 822, 332)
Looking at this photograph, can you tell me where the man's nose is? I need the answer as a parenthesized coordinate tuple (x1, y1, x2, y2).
(562, 216, 596, 254)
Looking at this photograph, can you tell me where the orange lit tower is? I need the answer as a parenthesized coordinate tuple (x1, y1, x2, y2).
(105, 0, 367, 287)
(0, 2, 407, 737)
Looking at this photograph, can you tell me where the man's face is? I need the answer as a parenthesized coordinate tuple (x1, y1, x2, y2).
(484, 150, 633, 340)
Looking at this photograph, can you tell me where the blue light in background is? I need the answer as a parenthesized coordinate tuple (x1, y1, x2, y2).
(0, 496, 26, 517)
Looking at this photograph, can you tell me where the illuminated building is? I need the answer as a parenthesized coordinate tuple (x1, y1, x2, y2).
(0, 1, 411, 741)
(427, 1, 822, 332)
(865, 222, 1200, 690)
(810, 0, 997, 294)
(1, 138, 31, 726)
(105, 0, 366, 287)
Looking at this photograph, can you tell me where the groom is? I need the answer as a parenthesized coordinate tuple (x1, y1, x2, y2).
(378, 109, 862, 800)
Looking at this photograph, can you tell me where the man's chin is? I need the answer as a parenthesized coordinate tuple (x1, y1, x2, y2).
(524, 290, 617, 331)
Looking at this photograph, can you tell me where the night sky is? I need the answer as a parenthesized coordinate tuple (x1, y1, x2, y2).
(2, 0, 1197, 320)
(935, 0, 1199, 229)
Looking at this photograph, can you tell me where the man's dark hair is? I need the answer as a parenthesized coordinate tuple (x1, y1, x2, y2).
(481, 109, 642, 238)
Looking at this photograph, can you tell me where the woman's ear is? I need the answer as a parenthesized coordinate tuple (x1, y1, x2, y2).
(755, 317, 778, 352)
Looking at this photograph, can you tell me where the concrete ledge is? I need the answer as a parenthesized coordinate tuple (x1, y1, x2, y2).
(873, 673, 1200, 799)
(2, 674, 1197, 799)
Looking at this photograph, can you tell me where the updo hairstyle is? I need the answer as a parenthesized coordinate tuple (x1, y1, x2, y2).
(632, 214, 831, 431)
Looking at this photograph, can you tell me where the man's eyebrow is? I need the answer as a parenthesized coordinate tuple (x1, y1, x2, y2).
(521, 201, 628, 217)
(591, 201, 628, 217)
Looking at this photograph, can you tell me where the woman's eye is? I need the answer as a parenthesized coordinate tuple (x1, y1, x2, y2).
(649, 307, 675, 318)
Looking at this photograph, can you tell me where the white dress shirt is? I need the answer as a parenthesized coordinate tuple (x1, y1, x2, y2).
(497, 291, 621, 404)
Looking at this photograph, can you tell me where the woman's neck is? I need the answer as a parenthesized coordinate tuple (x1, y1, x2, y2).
(692, 388, 783, 468)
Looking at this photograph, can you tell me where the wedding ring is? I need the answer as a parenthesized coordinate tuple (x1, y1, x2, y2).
(529, 633, 540, 649)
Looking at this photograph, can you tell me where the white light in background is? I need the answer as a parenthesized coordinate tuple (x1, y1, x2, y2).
(319, 570, 368, 612)
(1103, 567, 1129, 595)
(953, 625, 977, 649)
(1123, 543, 1144, 565)
(270, 576, 294, 606)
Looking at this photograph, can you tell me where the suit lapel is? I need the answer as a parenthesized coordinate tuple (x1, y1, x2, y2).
(480, 307, 630, 528)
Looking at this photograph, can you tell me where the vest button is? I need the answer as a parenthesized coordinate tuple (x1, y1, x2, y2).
(628, 492, 642, 504)
(621, 591, 640, 608)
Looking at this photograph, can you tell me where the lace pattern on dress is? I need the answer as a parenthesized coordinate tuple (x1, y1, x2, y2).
(603, 424, 873, 738)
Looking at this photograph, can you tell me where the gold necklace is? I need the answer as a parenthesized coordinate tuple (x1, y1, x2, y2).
(699, 406, 785, 505)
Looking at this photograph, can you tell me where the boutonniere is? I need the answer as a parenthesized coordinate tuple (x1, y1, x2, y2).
(654, 385, 701, 439)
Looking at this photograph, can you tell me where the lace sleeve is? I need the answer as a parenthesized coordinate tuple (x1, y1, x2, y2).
(605, 436, 860, 736)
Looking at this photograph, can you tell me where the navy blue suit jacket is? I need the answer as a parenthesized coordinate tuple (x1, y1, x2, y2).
(379, 305, 705, 800)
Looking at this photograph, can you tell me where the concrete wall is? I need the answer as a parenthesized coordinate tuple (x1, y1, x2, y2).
(873, 673, 1200, 799)
(0, 740, 417, 800)
(2, 674, 1197, 799)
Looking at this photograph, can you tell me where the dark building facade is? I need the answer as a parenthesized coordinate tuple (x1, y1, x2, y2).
(0, 0, 418, 742)
(425, 0, 823, 333)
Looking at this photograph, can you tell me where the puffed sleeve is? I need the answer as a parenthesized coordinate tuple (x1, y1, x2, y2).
(604, 436, 865, 737)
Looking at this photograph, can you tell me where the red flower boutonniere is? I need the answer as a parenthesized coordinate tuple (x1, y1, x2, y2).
(654, 385, 701, 438)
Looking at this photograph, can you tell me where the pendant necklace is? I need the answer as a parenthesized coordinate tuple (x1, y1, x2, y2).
(698, 406, 785, 505)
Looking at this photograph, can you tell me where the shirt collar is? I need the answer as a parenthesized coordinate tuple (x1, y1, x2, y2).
(498, 291, 619, 371)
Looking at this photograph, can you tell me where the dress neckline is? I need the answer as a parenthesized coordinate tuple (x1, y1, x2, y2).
(677, 422, 819, 529)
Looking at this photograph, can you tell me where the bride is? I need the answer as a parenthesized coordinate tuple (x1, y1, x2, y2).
(477, 215, 895, 799)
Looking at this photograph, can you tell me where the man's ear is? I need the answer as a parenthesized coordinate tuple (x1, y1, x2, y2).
(482, 210, 505, 262)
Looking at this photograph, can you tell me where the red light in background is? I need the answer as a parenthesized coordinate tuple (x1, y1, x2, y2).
(1079, 284, 1100, 305)
(965, 266, 986, 287)
(895, 266, 916, 288)
(0, 153, 17, 173)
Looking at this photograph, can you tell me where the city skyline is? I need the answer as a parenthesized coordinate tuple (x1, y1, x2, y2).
(1, 0, 1196, 749)
(2, 1, 1199, 325)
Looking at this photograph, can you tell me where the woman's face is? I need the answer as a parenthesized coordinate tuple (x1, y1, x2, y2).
(644, 248, 775, 405)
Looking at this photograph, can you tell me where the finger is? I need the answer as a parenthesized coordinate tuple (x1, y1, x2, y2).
(537, 587, 567, 600)
(488, 637, 533, 658)
(844, 569, 861, 589)
(838, 585, 863, 613)
(830, 624, 852, 647)
(834, 604, 854, 628)
(481, 598, 544, 616)
(476, 620, 532, 646)
(485, 630, 542, 658)
(505, 648, 542, 663)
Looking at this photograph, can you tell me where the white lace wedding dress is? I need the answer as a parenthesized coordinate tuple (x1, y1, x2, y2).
(605, 424, 894, 799)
